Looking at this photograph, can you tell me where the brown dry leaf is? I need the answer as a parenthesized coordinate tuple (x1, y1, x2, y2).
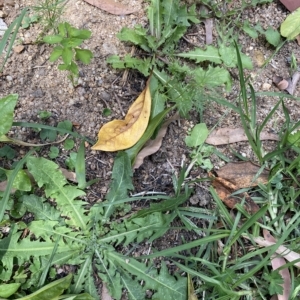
(0, 181, 16, 193)
(205, 127, 279, 145)
(212, 175, 260, 214)
(133, 113, 179, 169)
(273, 73, 300, 95)
(250, 236, 300, 268)
(216, 162, 269, 188)
(83, 0, 138, 15)
(13, 45, 24, 53)
(92, 79, 151, 151)
(212, 162, 268, 213)
(200, 5, 213, 45)
(263, 229, 291, 300)
(60, 168, 77, 182)
(280, 0, 300, 11)
(188, 274, 198, 300)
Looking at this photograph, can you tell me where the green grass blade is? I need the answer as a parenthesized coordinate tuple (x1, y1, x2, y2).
(234, 41, 248, 115)
(38, 235, 61, 288)
(0, 8, 27, 71)
(225, 205, 268, 251)
(75, 140, 86, 189)
(210, 187, 234, 227)
(140, 233, 230, 259)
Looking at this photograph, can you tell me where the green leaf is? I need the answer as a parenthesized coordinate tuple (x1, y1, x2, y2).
(161, 26, 187, 53)
(58, 23, 66, 37)
(0, 94, 18, 136)
(280, 7, 300, 40)
(103, 108, 112, 116)
(288, 129, 300, 146)
(75, 48, 93, 64)
(64, 138, 74, 150)
(58, 63, 68, 71)
(107, 54, 151, 76)
(65, 152, 77, 170)
(49, 146, 59, 159)
(0, 283, 21, 298)
(61, 37, 84, 48)
(62, 47, 73, 65)
(40, 128, 57, 141)
(22, 194, 62, 221)
(4, 169, 32, 191)
(263, 271, 284, 295)
(57, 120, 73, 131)
(18, 274, 72, 300)
(107, 253, 187, 300)
(27, 157, 88, 229)
(265, 27, 281, 47)
(177, 3, 199, 25)
(242, 20, 258, 38)
(219, 44, 253, 70)
(0, 223, 80, 281)
(147, 0, 162, 39)
(69, 61, 79, 75)
(162, 0, 176, 27)
(117, 26, 151, 52)
(194, 66, 232, 90)
(177, 45, 222, 64)
(150, 77, 166, 118)
(120, 273, 145, 300)
(240, 52, 253, 69)
(0, 144, 16, 159)
(103, 152, 133, 220)
(70, 28, 91, 39)
(38, 110, 52, 119)
(43, 35, 63, 44)
(185, 123, 209, 147)
(49, 46, 63, 62)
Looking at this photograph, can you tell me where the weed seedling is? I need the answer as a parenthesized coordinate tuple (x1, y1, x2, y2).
(43, 22, 93, 84)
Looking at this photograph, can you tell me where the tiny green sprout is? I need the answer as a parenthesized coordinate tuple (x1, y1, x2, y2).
(22, 14, 39, 29)
(290, 52, 298, 74)
(38, 110, 52, 119)
(103, 108, 112, 116)
(63, 138, 75, 150)
(48, 146, 59, 159)
(43, 22, 93, 84)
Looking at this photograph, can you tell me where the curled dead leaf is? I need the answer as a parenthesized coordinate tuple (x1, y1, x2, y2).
(280, 0, 300, 11)
(92, 79, 151, 151)
(251, 236, 300, 268)
(133, 114, 179, 169)
(273, 73, 300, 95)
(263, 229, 291, 300)
(212, 175, 260, 214)
(206, 127, 279, 146)
(216, 162, 269, 188)
(83, 0, 138, 15)
(211, 162, 268, 214)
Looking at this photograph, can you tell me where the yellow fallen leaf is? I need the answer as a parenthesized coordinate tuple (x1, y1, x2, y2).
(92, 79, 151, 151)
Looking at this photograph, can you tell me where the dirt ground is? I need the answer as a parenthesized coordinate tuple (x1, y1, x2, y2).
(1, 0, 300, 290)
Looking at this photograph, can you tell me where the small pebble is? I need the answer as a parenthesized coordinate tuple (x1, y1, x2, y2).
(262, 83, 271, 91)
